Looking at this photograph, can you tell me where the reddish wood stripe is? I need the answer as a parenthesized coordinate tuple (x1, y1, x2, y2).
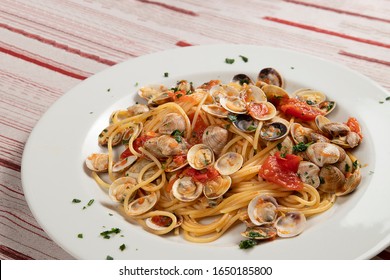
(0, 215, 51, 241)
(0, 45, 88, 80)
(0, 244, 34, 260)
(176, 40, 193, 47)
(283, 0, 390, 24)
(0, 23, 117, 66)
(377, 249, 390, 260)
(339, 50, 390, 67)
(0, 209, 44, 231)
(263, 17, 390, 49)
(137, 0, 198, 16)
(0, 158, 21, 172)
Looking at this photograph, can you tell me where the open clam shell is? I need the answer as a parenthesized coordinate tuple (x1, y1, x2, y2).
(247, 101, 277, 121)
(232, 114, 259, 133)
(126, 191, 159, 216)
(112, 155, 138, 173)
(293, 88, 326, 106)
(201, 104, 229, 118)
(247, 195, 279, 226)
(260, 121, 289, 141)
(109, 177, 137, 202)
(138, 84, 168, 101)
(232, 73, 254, 85)
(203, 175, 232, 200)
(275, 211, 306, 238)
(214, 152, 243, 175)
(219, 95, 248, 114)
(85, 153, 109, 172)
(172, 176, 203, 202)
(241, 226, 277, 240)
(258, 67, 284, 88)
(187, 144, 215, 170)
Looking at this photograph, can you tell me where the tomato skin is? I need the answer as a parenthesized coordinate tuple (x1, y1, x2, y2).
(133, 135, 154, 153)
(151, 215, 172, 227)
(119, 148, 133, 159)
(280, 98, 324, 121)
(188, 112, 208, 145)
(258, 152, 304, 190)
(182, 166, 220, 183)
(346, 117, 363, 140)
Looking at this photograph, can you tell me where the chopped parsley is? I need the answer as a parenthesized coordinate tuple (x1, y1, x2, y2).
(353, 160, 360, 170)
(247, 124, 257, 131)
(72, 198, 81, 203)
(134, 82, 139, 87)
(171, 129, 183, 143)
(293, 142, 312, 153)
(107, 88, 111, 92)
(106, 255, 114, 260)
(83, 199, 95, 209)
(227, 114, 237, 123)
(345, 163, 351, 173)
(386, 97, 390, 101)
(100, 228, 121, 239)
(239, 239, 257, 249)
(306, 100, 315, 106)
(77, 233, 83, 239)
(119, 244, 126, 251)
(248, 231, 263, 238)
(164, 72, 169, 77)
(239, 55, 248, 63)
(225, 58, 235, 64)
(276, 143, 283, 151)
(176, 93, 183, 99)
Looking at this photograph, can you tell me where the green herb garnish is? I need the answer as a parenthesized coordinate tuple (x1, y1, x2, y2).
(227, 114, 237, 123)
(353, 160, 360, 170)
(100, 228, 121, 239)
(239, 55, 248, 63)
(72, 199, 81, 203)
(171, 129, 183, 143)
(247, 125, 257, 131)
(164, 72, 169, 77)
(77, 233, 83, 238)
(176, 93, 183, 99)
(106, 255, 114, 260)
(239, 239, 257, 249)
(293, 142, 312, 153)
(276, 143, 282, 151)
(386, 97, 390, 101)
(306, 100, 315, 106)
(225, 58, 235, 64)
(248, 231, 263, 238)
(345, 163, 350, 173)
(119, 244, 126, 251)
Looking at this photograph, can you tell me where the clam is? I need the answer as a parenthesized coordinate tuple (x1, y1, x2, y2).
(121, 123, 143, 145)
(297, 161, 321, 188)
(248, 195, 279, 226)
(125, 158, 153, 179)
(232, 114, 259, 133)
(219, 95, 247, 114)
(145, 214, 179, 231)
(127, 104, 149, 116)
(247, 101, 277, 121)
(214, 152, 243, 175)
(202, 125, 229, 155)
(315, 115, 350, 137)
(158, 113, 186, 135)
(203, 175, 232, 199)
(261, 84, 290, 107)
(241, 84, 267, 103)
(257, 67, 284, 88)
(306, 142, 340, 167)
(175, 80, 194, 93)
(270, 136, 294, 156)
(232, 73, 254, 85)
(85, 153, 109, 172)
(241, 226, 277, 240)
(201, 104, 229, 118)
(331, 132, 361, 149)
(126, 191, 159, 216)
(290, 123, 313, 144)
(187, 144, 215, 170)
(98, 124, 123, 146)
(209, 85, 240, 103)
(336, 169, 361, 196)
(274, 211, 306, 238)
(109, 177, 137, 202)
(148, 91, 173, 106)
(144, 135, 188, 159)
(318, 165, 346, 193)
(260, 121, 289, 141)
(172, 176, 203, 202)
(112, 155, 138, 173)
(318, 101, 336, 115)
(164, 155, 189, 172)
(335, 154, 353, 176)
(293, 88, 326, 106)
(138, 84, 168, 101)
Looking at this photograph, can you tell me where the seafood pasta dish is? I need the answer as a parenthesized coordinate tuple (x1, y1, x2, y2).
(85, 68, 363, 248)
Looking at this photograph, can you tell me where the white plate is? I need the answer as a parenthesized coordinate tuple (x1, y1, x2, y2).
(22, 44, 390, 260)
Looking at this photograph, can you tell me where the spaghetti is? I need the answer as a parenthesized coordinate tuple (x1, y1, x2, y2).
(86, 72, 362, 247)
